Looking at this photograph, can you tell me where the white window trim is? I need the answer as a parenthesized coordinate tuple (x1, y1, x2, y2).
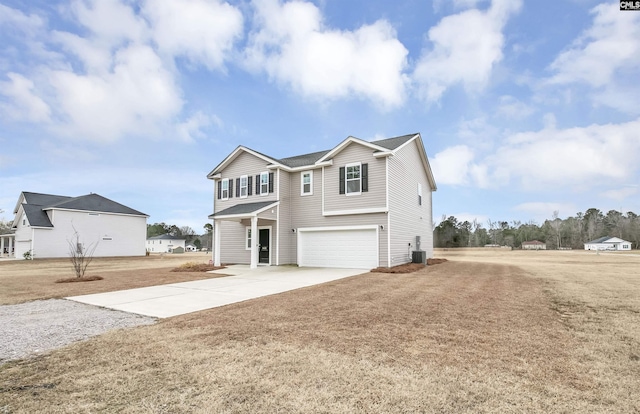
(221, 178, 230, 200)
(418, 183, 423, 206)
(345, 162, 361, 196)
(260, 171, 269, 196)
(240, 175, 248, 198)
(301, 171, 313, 196)
(245, 227, 252, 250)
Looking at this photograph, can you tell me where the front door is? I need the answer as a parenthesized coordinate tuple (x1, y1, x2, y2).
(259, 228, 270, 264)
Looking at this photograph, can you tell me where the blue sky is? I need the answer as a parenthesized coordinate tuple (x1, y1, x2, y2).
(1, 0, 639, 232)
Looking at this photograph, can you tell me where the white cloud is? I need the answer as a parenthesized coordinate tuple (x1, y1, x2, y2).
(0, 73, 51, 122)
(0, 3, 45, 35)
(176, 111, 218, 142)
(496, 95, 534, 119)
(414, 0, 522, 103)
(49, 44, 183, 142)
(548, 3, 640, 87)
(142, 0, 243, 70)
(600, 187, 638, 202)
(434, 118, 640, 192)
(514, 202, 576, 220)
(430, 145, 476, 186)
(244, 0, 409, 109)
(546, 3, 640, 114)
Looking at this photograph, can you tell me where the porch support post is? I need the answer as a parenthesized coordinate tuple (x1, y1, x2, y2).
(250, 216, 258, 269)
(1, 237, 4, 258)
(9, 236, 13, 258)
(213, 220, 221, 266)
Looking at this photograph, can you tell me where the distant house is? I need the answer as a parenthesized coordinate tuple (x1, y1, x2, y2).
(146, 234, 186, 253)
(522, 240, 546, 250)
(584, 237, 632, 251)
(185, 244, 197, 252)
(4, 191, 148, 259)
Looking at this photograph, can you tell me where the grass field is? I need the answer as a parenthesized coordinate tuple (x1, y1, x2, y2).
(1, 249, 639, 413)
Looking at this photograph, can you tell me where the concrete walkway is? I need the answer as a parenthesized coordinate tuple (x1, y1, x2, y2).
(67, 265, 366, 318)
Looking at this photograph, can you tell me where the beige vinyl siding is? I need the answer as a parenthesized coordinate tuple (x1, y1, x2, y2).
(214, 151, 277, 214)
(218, 221, 251, 264)
(290, 166, 388, 267)
(323, 143, 387, 214)
(277, 169, 294, 264)
(388, 139, 434, 265)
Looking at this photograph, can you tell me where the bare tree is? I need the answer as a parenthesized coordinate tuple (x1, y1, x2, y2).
(549, 210, 562, 249)
(68, 227, 98, 278)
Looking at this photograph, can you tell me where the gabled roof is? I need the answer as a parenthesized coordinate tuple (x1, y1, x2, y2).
(522, 240, 545, 245)
(45, 193, 147, 216)
(12, 191, 147, 229)
(148, 234, 185, 240)
(206, 132, 436, 192)
(585, 236, 629, 244)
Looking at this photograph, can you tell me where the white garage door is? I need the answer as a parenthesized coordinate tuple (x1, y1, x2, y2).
(298, 227, 378, 269)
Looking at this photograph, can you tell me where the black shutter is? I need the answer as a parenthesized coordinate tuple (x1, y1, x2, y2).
(339, 167, 345, 194)
(362, 163, 368, 192)
(268, 173, 274, 193)
(217, 181, 222, 200)
(236, 178, 240, 197)
(248, 176, 253, 196)
(255, 174, 260, 194)
(228, 179, 233, 198)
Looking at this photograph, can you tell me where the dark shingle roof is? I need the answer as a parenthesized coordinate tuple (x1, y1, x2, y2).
(22, 203, 54, 227)
(17, 192, 147, 228)
(209, 201, 278, 218)
(48, 193, 147, 216)
(277, 150, 331, 168)
(370, 133, 417, 150)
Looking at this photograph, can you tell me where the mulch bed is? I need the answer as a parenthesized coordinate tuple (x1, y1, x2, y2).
(171, 264, 226, 272)
(55, 276, 104, 283)
(371, 258, 448, 274)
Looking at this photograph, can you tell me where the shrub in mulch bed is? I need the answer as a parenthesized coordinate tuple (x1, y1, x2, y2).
(371, 258, 448, 274)
(171, 262, 226, 272)
(55, 276, 104, 283)
(427, 258, 448, 265)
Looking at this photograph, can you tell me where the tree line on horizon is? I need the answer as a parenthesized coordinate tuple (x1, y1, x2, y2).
(147, 222, 213, 251)
(434, 208, 639, 250)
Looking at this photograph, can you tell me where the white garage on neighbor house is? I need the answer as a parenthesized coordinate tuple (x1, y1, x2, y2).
(584, 237, 632, 251)
(8, 191, 148, 259)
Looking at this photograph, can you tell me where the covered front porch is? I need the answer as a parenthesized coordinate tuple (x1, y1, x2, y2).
(1, 233, 16, 259)
(209, 201, 279, 269)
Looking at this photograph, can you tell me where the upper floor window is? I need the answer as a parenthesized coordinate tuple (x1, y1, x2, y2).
(418, 183, 422, 206)
(260, 172, 269, 195)
(239, 175, 248, 198)
(220, 179, 230, 200)
(301, 171, 313, 195)
(346, 163, 361, 195)
(339, 163, 368, 195)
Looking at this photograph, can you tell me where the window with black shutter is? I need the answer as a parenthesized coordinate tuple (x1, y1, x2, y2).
(269, 172, 274, 193)
(248, 176, 253, 196)
(362, 163, 368, 192)
(236, 178, 240, 198)
(339, 167, 345, 194)
(228, 179, 233, 198)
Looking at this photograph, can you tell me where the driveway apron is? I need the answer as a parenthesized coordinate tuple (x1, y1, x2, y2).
(67, 265, 366, 318)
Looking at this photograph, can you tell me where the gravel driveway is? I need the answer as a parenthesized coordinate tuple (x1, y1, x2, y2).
(0, 299, 156, 364)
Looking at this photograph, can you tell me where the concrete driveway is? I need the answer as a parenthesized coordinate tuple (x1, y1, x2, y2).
(67, 265, 366, 318)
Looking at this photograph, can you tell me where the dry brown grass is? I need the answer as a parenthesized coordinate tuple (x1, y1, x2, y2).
(55, 275, 104, 283)
(1, 250, 639, 412)
(0, 253, 222, 305)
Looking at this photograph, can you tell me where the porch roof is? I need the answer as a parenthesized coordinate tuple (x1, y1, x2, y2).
(209, 201, 279, 220)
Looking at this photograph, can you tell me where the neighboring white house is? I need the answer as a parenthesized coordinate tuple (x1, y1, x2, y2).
(9, 191, 148, 259)
(584, 237, 632, 251)
(522, 240, 546, 250)
(185, 244, 197, 252)
(146, 234, 186, 253)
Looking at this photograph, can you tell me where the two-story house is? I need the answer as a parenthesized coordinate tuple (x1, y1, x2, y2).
(207, 133, 437, 269)
(8, 191, 148, 259)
